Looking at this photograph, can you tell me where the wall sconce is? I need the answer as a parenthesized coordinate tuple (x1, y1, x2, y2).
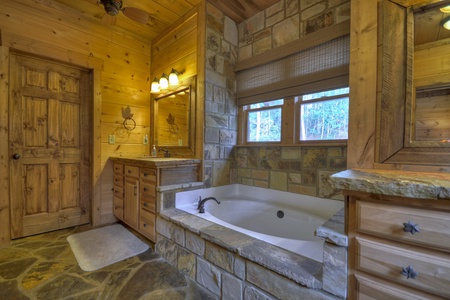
(151, 69, 181, 95)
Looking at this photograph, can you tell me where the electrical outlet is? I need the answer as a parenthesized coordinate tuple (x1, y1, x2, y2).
(143, 135, 148, 145)
(108, 135, 115, 145)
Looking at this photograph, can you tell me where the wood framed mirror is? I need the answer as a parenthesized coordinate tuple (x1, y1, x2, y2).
(152, 76, 196, 157)
(377, 0, 450, 166)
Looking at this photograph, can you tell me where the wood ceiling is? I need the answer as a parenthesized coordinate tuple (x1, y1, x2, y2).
(50, 0, 450, 47)
(51, 0, 278, 43)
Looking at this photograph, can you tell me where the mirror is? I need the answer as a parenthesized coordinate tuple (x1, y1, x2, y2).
(411, 2, 450, 144)
(377, 0, 450, 166)
(152, 76, 196, 156)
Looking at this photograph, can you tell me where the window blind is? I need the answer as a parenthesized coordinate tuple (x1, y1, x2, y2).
(237, 35, 350, 106)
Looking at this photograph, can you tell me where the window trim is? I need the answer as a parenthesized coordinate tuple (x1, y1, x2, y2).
(239, 87, 349, 146)
(297, 88, 350, 143)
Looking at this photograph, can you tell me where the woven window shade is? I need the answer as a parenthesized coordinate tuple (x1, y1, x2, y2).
(237, 35, 350, 106)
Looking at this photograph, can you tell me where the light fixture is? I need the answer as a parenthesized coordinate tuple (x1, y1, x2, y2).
(440, 5, 450, 13)
(159, 73, 169, 91)
(443, 16, 450, 30)
(168, 68, 179, 87)
(151, 77, 160, 94)
(151, 69, 183, 96)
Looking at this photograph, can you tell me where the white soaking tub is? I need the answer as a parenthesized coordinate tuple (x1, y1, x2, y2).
(175, 184, 343, 262)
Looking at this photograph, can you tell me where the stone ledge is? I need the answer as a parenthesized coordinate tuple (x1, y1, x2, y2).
(331, 169, 450, 200)
(315, 208, 347, 247)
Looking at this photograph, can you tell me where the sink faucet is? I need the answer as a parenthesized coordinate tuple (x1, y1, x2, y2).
(158, 148, 171, 157)
(197, 196, 220, 213)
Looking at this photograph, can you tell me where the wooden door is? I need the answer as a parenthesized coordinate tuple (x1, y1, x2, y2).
(9, 53, 91, 239)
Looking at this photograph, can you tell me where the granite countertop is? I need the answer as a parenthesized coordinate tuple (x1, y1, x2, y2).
(331, 168, 450, 200)
(109, 156, 201, 167)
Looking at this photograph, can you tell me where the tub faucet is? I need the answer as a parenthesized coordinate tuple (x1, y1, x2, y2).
(197, 196, 220, 213)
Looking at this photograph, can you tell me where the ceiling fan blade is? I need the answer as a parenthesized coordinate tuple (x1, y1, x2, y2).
(101, 13, 117, 26)
(122, 7, 149, 24)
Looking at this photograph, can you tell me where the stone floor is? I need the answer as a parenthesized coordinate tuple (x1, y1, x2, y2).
(0, 224, 216, 300)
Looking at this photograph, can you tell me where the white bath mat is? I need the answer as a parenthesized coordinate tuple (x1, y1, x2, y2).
(67, 224, 149, 272)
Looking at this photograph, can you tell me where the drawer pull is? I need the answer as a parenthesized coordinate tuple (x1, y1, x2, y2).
(143, 172, 148, 177)
(403, 221, 420, 234)
(144, 187, 148, 192)
(144, 202, 148, 207)
(401, 265, 418, 279)
(128, 170, 132, 174)
(143, 223, 147, 228)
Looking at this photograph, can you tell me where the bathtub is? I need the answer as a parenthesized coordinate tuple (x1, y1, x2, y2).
(175, 184, 343, 262)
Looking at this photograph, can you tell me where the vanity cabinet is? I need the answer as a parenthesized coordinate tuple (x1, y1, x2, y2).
(347, 192, 450, 299)
(113, 163, 124, 220)
(111, 157, 201, 242)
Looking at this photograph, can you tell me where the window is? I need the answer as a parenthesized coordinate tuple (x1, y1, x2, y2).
(299, 87, 349, 141)
(246, 99, 283, 142)
(241, 88, 349, 144)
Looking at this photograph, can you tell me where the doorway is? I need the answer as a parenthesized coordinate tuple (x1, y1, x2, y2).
(9, 53, 92, 238)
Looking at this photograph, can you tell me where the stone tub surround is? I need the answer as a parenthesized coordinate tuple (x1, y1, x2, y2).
(330, 168, 450, 199)
(315, 208, 347, 299)
(156, 207, 345, 300)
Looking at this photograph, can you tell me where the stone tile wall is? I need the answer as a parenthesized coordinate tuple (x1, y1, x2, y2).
(203, 3, 239, 188)
(238, 0, 351, 60)
(233, 146, 347, 200)
(203, 1, 350, 192)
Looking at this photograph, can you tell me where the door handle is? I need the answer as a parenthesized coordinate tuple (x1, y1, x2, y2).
(12, 153, 21, 160)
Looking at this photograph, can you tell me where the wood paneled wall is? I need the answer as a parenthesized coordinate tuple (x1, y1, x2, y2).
(151, 6, 205, 159)
(0, 0, 152, 243)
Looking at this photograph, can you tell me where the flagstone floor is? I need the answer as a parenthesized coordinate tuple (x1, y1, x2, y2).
(0, 224, 216, 300)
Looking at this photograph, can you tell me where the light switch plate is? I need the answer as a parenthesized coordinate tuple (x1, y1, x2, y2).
(108, 135, 115, 145)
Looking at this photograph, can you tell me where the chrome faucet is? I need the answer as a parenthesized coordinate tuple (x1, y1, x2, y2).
(197, 196, 220, 213)
(158, 148, 171, 157)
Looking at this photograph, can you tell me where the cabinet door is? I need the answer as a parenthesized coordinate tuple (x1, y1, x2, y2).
(124, 177, 139, 228)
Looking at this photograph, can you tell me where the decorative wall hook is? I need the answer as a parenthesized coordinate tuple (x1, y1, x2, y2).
(121, 105, 136, 131)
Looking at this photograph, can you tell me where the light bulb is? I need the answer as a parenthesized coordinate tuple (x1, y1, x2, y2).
(159, 74, 169, 90)
(443, 17, 450, 30)
(440, 5, 450, 13)
(151, 78, 160, 94)
(169, 69, 179, 87)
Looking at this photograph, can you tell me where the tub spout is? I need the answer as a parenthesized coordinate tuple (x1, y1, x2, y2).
(197, 197, 220, 213)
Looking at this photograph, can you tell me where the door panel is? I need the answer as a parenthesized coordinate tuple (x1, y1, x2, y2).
(10, 53, 91, 238)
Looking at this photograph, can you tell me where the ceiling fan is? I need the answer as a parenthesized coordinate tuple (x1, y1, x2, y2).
(99, 0, 149, 25)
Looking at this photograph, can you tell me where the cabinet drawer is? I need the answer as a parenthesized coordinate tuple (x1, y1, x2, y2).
(356, 236, 450, 298)
(113, 197, 123, 220)
(113, 186, 124, 198)
(353, 273, 442, 300)
(113, 163, 123, 174)
(141, 196, 156, 213)
(356, 201, 450, 251)
(113, 174, 124, 187)
(140, 168, 157, 182)
(124, 165, 140, 178)
(139, 209, 156, 241)
(140, 182, 156, 198)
